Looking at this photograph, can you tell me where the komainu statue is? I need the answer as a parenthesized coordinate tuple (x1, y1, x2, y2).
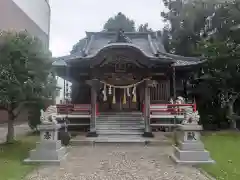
(182, 107, 200, 125)
(40, 105, 58, 124)
(176, 96, 185, 104)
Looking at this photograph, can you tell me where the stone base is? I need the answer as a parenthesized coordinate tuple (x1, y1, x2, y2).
(86, 131, 98, 137)
(171, 146, 215, 165)
(24, 140, 68, 165)
(170, 153, 215, 165)
(142, 132, 154, 138)
(178, 141, 205, 151)
(24, 153, 68, 165)
(178, 124, 203, 131)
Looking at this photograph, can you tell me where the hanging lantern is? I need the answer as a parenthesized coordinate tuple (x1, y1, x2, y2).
(123, 88, 127, 104)
(132, 85, 136, 103)
(103, 84, 107, 101)
(112, 87, 116, 104)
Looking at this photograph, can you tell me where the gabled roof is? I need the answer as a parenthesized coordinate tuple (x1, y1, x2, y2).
(53, 30, 204, 67)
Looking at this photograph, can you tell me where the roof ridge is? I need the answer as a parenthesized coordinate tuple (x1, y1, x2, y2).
(86, 31, 156, 36)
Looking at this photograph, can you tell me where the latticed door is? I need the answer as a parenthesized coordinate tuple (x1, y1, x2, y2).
(150, 80, 170, 103)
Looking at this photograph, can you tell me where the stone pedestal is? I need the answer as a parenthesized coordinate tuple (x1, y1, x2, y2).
(24, 123, 68, 165)
(171, 124, 214, 165)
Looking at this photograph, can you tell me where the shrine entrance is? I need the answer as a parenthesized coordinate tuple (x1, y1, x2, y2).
(94, 53, 148, 113)
(98, 86, 141, 112)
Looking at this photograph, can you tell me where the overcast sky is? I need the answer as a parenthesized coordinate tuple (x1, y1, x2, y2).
(49, 0, 166, 57)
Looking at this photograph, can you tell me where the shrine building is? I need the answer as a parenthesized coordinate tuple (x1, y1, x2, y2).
(52, 30, 204, 137)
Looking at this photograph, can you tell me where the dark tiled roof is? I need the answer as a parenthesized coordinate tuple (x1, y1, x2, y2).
(53, 31, 204, 67)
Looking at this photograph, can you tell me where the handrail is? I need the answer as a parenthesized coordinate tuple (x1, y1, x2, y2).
(56, 103, 99, 116)
(142, 103, 197, 113)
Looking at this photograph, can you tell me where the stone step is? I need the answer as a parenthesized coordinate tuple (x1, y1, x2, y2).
(96, 121, 144, 124)
(96, 124, 144, 128)
(97, 119, 142, 121)
(70, 134, 172, 146)
(97, 125, 144, 128)
(97, 127, 144, 130)
(98, 114, 143, 117)
(99, 113, 142, 115)
(97, 119, 144, 121)
(97, 121, 143, 123)
(97, 120, 143, 122)
(97, 134, 143, 138)
(97, 123, 144, 126)
(96, 135, 145, 142)
(97, 130, 143, 135)
(70, 138, 171, 146)
(97, 117, 143, 121)
(97, 120, 143, 123)
(99, 112, 142, 115)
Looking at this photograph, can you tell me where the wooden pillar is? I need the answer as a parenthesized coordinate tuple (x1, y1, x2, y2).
(172, 66, 176, 99)
(63, 79, 66, 100)
(183, 79, 188, 102)
(143, 80, 154, 137)
(87, 80, 98, 137)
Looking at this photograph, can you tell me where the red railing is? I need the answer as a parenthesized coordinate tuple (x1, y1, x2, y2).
(56, 104, 99, 117)
(142, 103, 197, 115)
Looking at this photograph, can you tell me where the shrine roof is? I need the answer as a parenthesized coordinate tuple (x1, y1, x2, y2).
(53, 30, 205, 67)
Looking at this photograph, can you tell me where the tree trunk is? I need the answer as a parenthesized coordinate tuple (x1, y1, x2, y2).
(226, 95, 238, 130)
(6, 111, 15, 143)
(228, 103, 236, 129)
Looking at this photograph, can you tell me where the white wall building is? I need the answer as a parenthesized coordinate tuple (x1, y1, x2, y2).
(0, 0, 51, 47)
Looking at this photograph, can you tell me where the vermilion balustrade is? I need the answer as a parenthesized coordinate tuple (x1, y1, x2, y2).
(56, 103, 196, 117)
(142, 103, 197, 115)
(56, 104, 99, 116)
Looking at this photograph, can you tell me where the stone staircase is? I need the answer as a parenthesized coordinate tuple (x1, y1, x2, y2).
(96, 112, 144, 136)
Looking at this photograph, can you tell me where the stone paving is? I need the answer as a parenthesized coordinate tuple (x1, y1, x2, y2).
(26, 145, 210, 180)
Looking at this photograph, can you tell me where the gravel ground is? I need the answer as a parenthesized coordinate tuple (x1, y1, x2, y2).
(26, 145, 210, 180)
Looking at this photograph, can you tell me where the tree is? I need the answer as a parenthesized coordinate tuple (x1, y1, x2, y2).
(71, 38, 87, 54)
(0, 30, 55, 143)
(162, 0, 240, 129)
(195, 0, 240, 129)
(103, 12, 136, 32)
(138, 23, 153, 32)
(161, 0, 217, 56)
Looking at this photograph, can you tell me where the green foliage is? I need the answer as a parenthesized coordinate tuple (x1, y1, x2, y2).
(71, 38, 87, 54)
(161, 0, 217, 56)
(0, 135, 38, 179)
(201, 132, 240, 180)
(162, 0, 240, 128)
(0, 30, 55, 112)
(103, 12, 136, 32)
(0, 30, 57, 142)
(138, 23, 153, 32)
